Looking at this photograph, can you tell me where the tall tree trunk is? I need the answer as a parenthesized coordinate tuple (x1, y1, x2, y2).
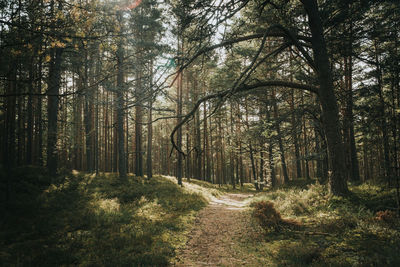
(314, 125, 323, 180)
(83, 49, 94, 172)
(35, 47, 44, 166)
(194, 79, 202, 180)
(210, 115, 215, 184)
(301, 0, 349, 195)
(301, 92, 310, 180)
(343, 20, 360, 182)
(249, 143, 259, 190)
(134, 81, 143, 177)
(271, 89, 289, 184)
(176, 39, 183, 186)
(373, 41, 392, 183)
(47, 47, 63, 177)
(259, 150, 264, 190)
(116, 11, 126, 179)
(26, 55, 35, 165)
(146, 64, 153, 179)
(230, 103, 236, 189)
(236, 102, 244, 187)
(17, 92, 24, 165)
(290, 91, 302, 179)
(265, 105, 276, 187)
(3, 64, 17, 200)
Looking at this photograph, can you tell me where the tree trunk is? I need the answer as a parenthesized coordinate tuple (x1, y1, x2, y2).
(230, 103, 236, 189)
(290, 91, 302, 179)
(301, 0, 349, 195)
(134, 85, 143, 177)
(176, 39, 183, 186)
(116, 11, 126, 179)
(35, 48, 44, 166)
(373, 40, 392, 184)
(271, 89, 289, 184)
(26, 55, 35, 165)
(83, 49, 94, 172)
(301, 92, 310, 180)
(147, 64, 153, 179)
(47, 47, 63, 177)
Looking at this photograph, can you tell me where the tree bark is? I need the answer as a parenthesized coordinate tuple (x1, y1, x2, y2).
(301, 0, 349, 195)
(271, 89, 289, 184)
(116, 11, 126, 179)
(290, 91, 302, 179)
(373, 40, 392, 183)
(147, 63, 154, 179)
(176, 42, 183, 185)
(47, 47, 63, 177)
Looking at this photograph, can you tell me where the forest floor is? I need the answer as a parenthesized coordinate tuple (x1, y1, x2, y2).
(173, 193, 257, 266)
(1, 169, 400, 266)
(171, 178, 400, 267)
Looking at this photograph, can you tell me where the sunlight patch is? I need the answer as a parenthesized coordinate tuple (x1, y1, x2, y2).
(136, 198, 166, 221)
(97, 198, 120, 213)
(163, 175, 220, 201)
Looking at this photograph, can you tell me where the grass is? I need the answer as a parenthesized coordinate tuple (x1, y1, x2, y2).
(0, 168, 207, 266)
(2, 169, 399, 266)
(177, 177, 257, 194)
(245, 180, 400, 266)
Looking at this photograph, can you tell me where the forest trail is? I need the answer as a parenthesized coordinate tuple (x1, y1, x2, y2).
(174, 192, 258, 266)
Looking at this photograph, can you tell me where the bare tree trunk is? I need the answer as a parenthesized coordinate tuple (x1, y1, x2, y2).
(176, 39, 183, 186)
(134, 84, 143, 177)
(47, 47, 63, 177)
(290, 91, 302, 179)
(301, 92, 310, 180)
(271, 89, 289, 184)
(83, 49, 94, 173)
(343, 25, 360, 182)
(230, 103, 236, 189)
(116, 11, 126, 179)
(146, 63, 154, 179)
(26, 54, 35, 165)
(373, 41, 392, 184)
(35, 47, 44, 166)
(301, 0, 349, 195)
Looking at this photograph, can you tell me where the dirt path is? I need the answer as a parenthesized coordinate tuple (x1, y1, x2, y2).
(174, 193, 256, 266)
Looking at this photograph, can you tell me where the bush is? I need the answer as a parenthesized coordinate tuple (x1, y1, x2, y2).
(253, 201, 300, 232)
(374, 210, 398, 225)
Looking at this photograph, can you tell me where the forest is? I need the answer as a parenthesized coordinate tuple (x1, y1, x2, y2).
(1, 0, 400, 266)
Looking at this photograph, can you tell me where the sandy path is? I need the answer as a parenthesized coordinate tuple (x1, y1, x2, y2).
(174, 193, 255, 266)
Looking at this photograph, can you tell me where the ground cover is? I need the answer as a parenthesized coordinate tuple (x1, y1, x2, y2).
(0, 168, 206, 266)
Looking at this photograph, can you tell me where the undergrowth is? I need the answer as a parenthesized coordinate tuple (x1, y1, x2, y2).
(249, 180, 400, 266)
(252, 201, 300, 232)
(0, 168, 207, 266)
(180, 177, 257, 194)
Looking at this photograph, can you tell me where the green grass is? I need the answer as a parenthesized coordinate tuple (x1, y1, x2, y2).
(3, 169, 399, 266)
(246, 180, 400, 266)
(180, 177, 257, 194)
(0, 168, 207, 266)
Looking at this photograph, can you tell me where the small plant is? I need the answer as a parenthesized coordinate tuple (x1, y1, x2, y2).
(375, 210, 398, 224)
(252, 201, 300, 232)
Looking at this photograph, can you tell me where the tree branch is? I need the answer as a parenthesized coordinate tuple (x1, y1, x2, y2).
(170, 24, 313, 86)
(170, 81, 318, 155)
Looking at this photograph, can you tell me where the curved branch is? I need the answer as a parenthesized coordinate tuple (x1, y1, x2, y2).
(170, 24, 313, 86)
(170, 81, 318, 155)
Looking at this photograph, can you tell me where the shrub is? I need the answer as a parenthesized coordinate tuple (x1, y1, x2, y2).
(253, 201, 300, 232)
(375, 210, 398, 224)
